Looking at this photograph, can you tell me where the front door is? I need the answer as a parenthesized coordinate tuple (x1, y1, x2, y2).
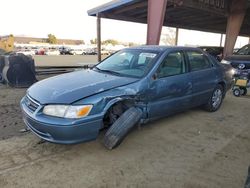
(147, 51, 192, 119)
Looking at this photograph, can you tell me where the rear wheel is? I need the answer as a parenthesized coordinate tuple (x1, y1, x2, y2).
(103, 107, 142, 150)
(203, 85, 224, 112)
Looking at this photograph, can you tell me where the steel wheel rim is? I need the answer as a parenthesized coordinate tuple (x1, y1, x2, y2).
(212, 89, 222, 108)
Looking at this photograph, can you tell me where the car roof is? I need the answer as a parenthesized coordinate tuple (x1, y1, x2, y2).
(126, 45, 201, 52)
(199, 46, 224, 49)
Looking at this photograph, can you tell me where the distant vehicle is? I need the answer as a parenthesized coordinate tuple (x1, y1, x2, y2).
(234, 44, 250, 56)
(233, 48, 240, 54)
(35, 48, 45, 55)
(101, 49, 110, 55)
(69, 49, 86, 55)
(21, 46, 233, 149)
(45, 49, 60, 56)
(59, 47, 71, 55)
(83, 48, 110, 55)
(222, 44, 250, 70)
(83, 48, 97, 55)
(199, 46, 223, 61)
(16, 49, 35, 56)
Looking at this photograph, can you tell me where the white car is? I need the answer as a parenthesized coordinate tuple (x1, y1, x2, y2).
(16, 49, 35, 56)
(45, 50, 60, 55)
(69, 49, 86, 55)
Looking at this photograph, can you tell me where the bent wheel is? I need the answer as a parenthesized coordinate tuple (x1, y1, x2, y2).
(103, 107, 142, 150)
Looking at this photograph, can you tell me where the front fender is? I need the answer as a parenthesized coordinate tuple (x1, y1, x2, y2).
(74, 87, 139, 115)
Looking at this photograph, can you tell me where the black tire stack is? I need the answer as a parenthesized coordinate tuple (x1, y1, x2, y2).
(0, 53, 37, 87)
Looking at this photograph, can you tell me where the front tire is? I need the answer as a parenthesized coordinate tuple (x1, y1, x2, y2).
(103, 107, 142, 150)
(203, 85, 224, 112)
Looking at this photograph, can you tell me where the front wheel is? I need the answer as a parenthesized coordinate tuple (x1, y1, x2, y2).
(103, 107, 142, 150)
(203, 85, 224, 112)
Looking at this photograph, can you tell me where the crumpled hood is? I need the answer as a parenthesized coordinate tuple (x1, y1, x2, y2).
(28, 69, 138, 104)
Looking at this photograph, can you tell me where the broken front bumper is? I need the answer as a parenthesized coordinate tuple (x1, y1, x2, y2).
(20, 97, 103, 144)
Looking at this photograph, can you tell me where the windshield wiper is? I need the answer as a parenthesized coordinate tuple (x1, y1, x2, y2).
(94, 67, 122, 76)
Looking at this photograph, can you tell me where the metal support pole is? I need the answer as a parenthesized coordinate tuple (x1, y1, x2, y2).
(175, 28, 179, 46)
(249, 37, 250, 44)
(220, 34, 223, 47)
(97, 14, 101, 62)
(223, 0, 246, 57)
(146, 0, 167, 45)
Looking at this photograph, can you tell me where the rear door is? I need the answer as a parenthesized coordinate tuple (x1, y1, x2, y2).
(147, 50, 192, 119)
(185, 50, 218, 107)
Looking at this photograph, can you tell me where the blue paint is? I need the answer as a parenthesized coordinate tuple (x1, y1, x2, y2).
(20, 46, 233, 144)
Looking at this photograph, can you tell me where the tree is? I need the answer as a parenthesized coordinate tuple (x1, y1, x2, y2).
(90, 38, 97, 44)
(47, 34, 57, 44)
(102, 39, 119, 45)
(160, 28, 176, 45)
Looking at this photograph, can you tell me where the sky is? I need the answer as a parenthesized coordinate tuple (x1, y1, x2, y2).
(0, 0, 249, 48)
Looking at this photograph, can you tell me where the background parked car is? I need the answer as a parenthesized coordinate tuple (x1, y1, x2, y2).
(68, 49, 86, 55)
(199, 46, 224, 61)
(35, 48, 45, 55)
(45, 48, 60, 55)
(83, 48, 97, 55)
(59, 47, 71, 55)
(16, 49, 35, 56)
(222, 44, 250, 70)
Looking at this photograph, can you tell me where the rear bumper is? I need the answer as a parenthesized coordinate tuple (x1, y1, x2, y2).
(21, 98, 103, 144)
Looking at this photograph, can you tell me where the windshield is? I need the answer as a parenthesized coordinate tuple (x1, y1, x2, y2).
(236, 45, 250, 55)
(95, 49, 159, 78)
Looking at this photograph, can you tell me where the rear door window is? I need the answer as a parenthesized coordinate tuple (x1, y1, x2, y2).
(186, 51, 212, 71)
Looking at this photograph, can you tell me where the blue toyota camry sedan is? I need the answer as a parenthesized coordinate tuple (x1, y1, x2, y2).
(20, 46, 233, 149)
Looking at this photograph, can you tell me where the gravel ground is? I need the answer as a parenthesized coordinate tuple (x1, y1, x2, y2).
(0, 56, 250, 187)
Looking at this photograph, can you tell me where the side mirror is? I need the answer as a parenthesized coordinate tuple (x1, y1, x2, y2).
(152, 73, 159, 80)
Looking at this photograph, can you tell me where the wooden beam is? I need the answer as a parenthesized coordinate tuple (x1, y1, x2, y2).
(129, 8, 147, 17)
(175, 28, 179, 45)
(220, 34, 223, 47)
(113, 1, 147, 14)
(183, 18, 226, 28)
(181, 0, 228, 16)
(147, 0, 167, 45)
(97, 14, 101, 62)
(224, 0, 247, 57)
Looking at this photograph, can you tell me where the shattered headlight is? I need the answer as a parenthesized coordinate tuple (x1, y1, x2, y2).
(43, 105, 93, 119)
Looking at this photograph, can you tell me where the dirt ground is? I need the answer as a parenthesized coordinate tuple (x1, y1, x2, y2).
(0, 56, 250, 187)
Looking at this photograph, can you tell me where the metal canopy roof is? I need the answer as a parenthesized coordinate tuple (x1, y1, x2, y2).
(88, 0, 250, 36)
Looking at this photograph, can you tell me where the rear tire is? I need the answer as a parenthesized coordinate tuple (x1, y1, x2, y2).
(203, 85, 224, 112)
(103, 107, 142, 150)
